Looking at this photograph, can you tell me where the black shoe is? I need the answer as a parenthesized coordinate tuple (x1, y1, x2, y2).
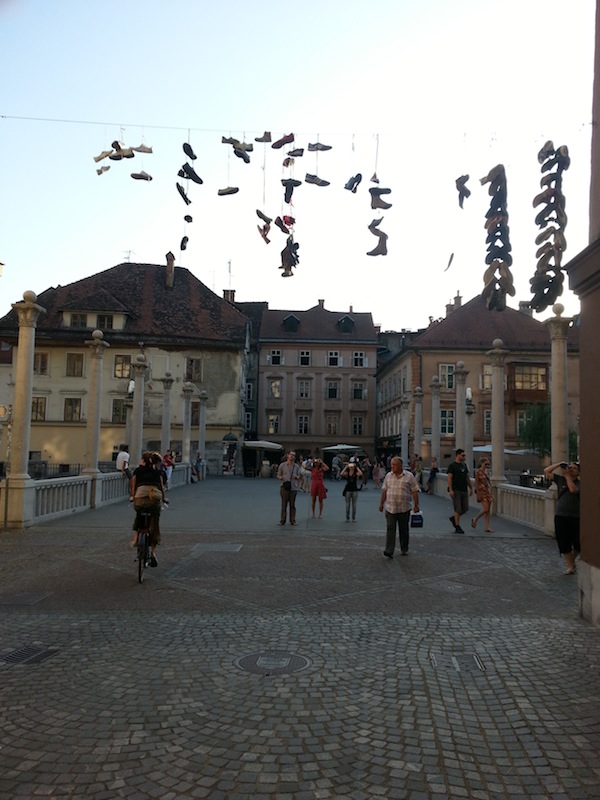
(400, 550, 408, 556)
(150, 556, 158, 567)
(183, 142, 197, 160)
(383, 551, 394, 559)
(449, 516, 457, 530)
(455, 526, 465, 534)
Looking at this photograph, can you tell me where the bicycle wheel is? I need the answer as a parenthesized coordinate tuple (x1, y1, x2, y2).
(137, 533, 147, 583)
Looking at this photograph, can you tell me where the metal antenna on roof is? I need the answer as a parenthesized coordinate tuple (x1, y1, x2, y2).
(123, 250, 136, 263)
(228, 259, 233, 288)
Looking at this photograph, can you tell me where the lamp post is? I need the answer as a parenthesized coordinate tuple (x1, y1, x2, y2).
(454, 361, 469, 448)
(465, 388, 475, 473)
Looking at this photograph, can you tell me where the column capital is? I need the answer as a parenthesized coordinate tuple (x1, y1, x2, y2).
(400, 392, 410, 409)
(85, 329, 110, 358)
(160, 371, 175, 391)
(429, 375, 441, 395)
(545, 303, 573, 341)
(466, 401, 476, 416)
(413, 386, 424, 402)
(486, 338, 510, 366)
(12, 291, 45, 328)
(182, 381, 195, 397)
(454, 361, 469, 383)
(132, 354, 148, 377)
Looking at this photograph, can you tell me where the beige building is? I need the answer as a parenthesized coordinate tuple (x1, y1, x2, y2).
(377, 292, 580, 469)
(257, 300, 379, 457)
(0, 259, 250, 476)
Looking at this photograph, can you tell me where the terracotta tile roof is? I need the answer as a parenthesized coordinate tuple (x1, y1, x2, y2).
(411, 295, 579, 352)
(0, 263, 249, 348)
(259, 302, 378, 343)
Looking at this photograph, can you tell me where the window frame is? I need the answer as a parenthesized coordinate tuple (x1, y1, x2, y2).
(297, 414, 309, 435)
(64, 397, 82, 422)
(268, 414, 280, 434)
(111, 398, 127, 424)
(351, 415, 364, 436)
(298, 379, 311, 399)
(31, 396, 47, 421)
(33, 352, 49, 376)
(439, 364, 455, 390)
(327, 380, 340, 400)
(114, 354, 132, 379)
(185, 357, 203, 383)
(269, 378, 282, 398)
(66, 352, 84, 377)
(96, 314, 114, 330)
(353, 351, 365, 367)
(299, 350, 311, 366)
(70, 313, 87, 329)
(440, 408, 455, 434)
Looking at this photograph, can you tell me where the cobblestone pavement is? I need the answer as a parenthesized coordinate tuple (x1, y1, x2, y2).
(0, 477, 599, 799)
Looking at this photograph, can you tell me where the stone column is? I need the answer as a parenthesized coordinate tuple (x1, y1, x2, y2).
(7, 291, 45, 528)
(198, 389, 208, 478)
(159, 371, 174, 454)
(465, 393, 475, 474)
(413, 386, 423, 459)
(124, 398, 133, 448)
(10, 291, 45, 480)
(429, 376, 441, 464)
(83, 330, 109, 477)
(181, 381, 194, 466)
(400, 393, 410, 464)
(454, 361, 469, 449)
(486, 338, 509, 483)
(130, 355, 148, 465)
(545, 303, 572, 464)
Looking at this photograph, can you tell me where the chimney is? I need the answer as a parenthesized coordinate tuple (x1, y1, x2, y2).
(165, 251, 175, 289)
(318, 299, 325, 308)
(445, 302, 454, 317)
(518, 301, 533, 316)
(454, 291, 462, 309)
(223, 289, 236, 303)
(349, 305, 353, 313)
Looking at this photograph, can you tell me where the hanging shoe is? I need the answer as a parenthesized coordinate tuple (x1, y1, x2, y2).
(182, 163, 203, 184)
(344, 174, 362, 192)
(305, 173, 330, 187)
(236, 141, 254, 152)
(274, 216, 290, 234)
(308, 142, 332, 151)
(234, 148, 250, 163)
(93, 150, 113, 163)
(367, 233, 388, 256)
(184, 214, 193, 223)
(368, 217, 384, 234)
(370, 172, 379, 184)
(131, 171, 152, 181)
(282, 215, 295, 226)
(183, 142, 197, 160)
(287, 148, 304, 157)
(180, 236, 188, 251)
(537, 140, 555, 164)
(272, 133, 294, 149)
(108, 151, 124, 161)
(176, 183, 192, 205)
(282, 157, 295, 168)
(281, 268, 294, 277)
(177, 169, 186, 178)
(121, 148, 135, 158)
(255, 131, 272, 143)
(218, 186, 239, 195)
(111, 140, 124, 151)
(222, 136, 241, 146)
(96, 165, 111, 175)
(132, 143, 153, 154)
(257, 223, 271, 244)
(256, 209, 272, 224)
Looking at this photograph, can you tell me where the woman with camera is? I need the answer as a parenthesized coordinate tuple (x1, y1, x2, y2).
(543, 460, 581, 574)
(310, 458, 329, 518)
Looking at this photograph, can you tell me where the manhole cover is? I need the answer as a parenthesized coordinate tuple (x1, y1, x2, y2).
(234, 650, 312, 676)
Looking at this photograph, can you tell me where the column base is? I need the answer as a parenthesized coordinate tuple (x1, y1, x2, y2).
(578, 560, 600, 627)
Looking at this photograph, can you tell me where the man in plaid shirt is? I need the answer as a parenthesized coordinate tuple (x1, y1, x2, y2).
(379, 456, 420, 558)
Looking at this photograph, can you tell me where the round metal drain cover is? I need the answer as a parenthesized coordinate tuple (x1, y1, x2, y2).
(234, 650, 312, 675)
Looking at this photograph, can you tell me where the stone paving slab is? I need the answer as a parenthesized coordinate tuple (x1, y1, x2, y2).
(0, 478, 598, 799)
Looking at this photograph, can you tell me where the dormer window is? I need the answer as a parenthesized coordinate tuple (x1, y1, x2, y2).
(97, 314, 114, 330)
(70, 313, 87, 329)
(283, 314, 300, 333)
(337, 315, 355, 333)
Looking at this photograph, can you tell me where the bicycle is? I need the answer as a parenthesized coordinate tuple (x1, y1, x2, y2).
(135, 511, 152, 583)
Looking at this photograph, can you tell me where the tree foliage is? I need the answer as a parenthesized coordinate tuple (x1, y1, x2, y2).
(517, 402, 551, 457)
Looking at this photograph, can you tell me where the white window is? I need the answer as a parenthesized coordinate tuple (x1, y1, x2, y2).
(328, 350, 341, 367)
(298, 415, 309, 435)
(185, 357, 203, 382)
(352, 416, 364, 436)
(480, 364, 508, 390)
(326, 415, 338, 435)
(268, 414, 280, 434)
(111, 399, 127, 424)
(352, 381, 365, 400)
(440, 409, 455, 434)
(114, 354, 132, 379)
(439, 364, 455, 389)
(31, 397, 47, 421)
(33, 352, 49, 376)
(513, 365, 547, 390)
(298, 380, 311, 398)
(353, 351, 366, 367)
(484, 409, 492, 436)
(299, 350, 311, 366)
(66, 353, 84, 377)
(270, 349, 282, 365)
(269, 379, 282, 398)
(64, 397, 82, 421)
(327, 381, 340, 399)
(70, 313, 87, 329)
(97, 314, 113, 330)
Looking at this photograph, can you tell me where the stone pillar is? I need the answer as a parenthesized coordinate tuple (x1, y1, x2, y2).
(486, 338, 509, 483)
(465, 393, 475, 474)
(545, 303, 572, 464)
(159, 371, 174, 454)
(181, 381, 194, 466)
(7, 291, 45, 528)
(454, 361, 469, 449)
(429, 376, 441, 464)
(10, 292, 45, 479)
(124, 399, 133, 448)
(130, 355, 148, 465)
(198, 389, 208, 477)
(83, 331, 109, 476)
(400, 393, 410, 465)
(413, 386, 423, 460)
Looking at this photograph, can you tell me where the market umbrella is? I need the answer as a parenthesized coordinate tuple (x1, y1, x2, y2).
(242, 440, 284, 451)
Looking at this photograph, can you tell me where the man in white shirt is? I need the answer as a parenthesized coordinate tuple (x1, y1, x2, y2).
(115, 445, 131, 478)
(379, 456, 420, 558)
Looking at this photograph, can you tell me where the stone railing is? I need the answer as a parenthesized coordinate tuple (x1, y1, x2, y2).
(1, 463, 192, 528)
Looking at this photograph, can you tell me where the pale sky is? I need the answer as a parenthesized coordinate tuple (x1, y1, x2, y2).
(0, 0, 595, 331)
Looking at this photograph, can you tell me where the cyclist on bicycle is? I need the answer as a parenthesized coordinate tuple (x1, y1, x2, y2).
(130, 451, 167, 567)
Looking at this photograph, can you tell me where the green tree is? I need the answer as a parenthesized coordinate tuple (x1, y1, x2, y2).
(517, 402, 551, 457)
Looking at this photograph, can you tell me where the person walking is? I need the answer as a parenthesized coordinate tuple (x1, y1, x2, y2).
(447, 448, 473, 533)
(341, 459, 363, 521)
(116, 445, 131, 478)
(543, 460, 581, 574)
(310, 458, 329, 518)
(360, 456, 371, 490)
(426, 456, 439, 494)
(372, 459, 384, 489)
(472, 457, 494, 531)
(379, 456, 420, 558)
(277, 451, 301, 526)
